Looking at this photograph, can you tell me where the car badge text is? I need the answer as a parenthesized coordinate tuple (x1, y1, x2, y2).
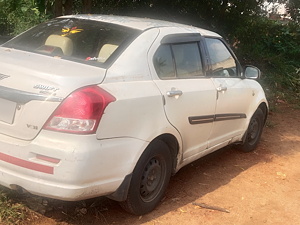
(0, 73, 10, 81)
(33, 84, 59, 92)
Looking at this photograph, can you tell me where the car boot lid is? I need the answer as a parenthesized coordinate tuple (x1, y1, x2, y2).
(0, 47, 107, 140)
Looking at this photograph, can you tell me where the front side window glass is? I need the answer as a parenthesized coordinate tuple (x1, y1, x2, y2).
(172, 42, 203, 78)
(3, 18, 139, 67)
(205, 38, 237, 77)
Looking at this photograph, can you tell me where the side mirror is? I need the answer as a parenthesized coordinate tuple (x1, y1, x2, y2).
(244, 66, 261, 80)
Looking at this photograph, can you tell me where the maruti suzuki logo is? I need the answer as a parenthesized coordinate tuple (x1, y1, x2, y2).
(0, 73, 9, 81)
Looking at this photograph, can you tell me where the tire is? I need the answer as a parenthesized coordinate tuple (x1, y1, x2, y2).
(120, 140, 172, 215)
(240, 108, 265, 152)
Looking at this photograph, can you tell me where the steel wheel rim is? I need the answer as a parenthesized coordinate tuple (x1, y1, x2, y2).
(248, 117, 259, 145)
(140, 156, 166, 202)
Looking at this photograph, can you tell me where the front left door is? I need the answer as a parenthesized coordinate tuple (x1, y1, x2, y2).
(204, 37, 253, 148)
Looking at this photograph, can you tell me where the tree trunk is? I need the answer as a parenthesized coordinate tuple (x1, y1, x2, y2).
(54, 0, 63, 16)
(82, 0, 92, 13)
(64, 0, 73, 15)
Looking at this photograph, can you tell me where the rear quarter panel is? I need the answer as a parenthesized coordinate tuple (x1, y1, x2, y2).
(96, 28, 181, 144)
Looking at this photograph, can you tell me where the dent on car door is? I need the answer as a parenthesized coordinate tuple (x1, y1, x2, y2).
(204, 37, 253, 148)
(150, 39, 217, 161)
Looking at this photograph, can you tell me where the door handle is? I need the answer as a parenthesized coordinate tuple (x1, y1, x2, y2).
(216, 86, 227, 92)
(166, 90, 183, 97)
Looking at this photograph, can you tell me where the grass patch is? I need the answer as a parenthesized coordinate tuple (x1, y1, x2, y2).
(0, 188, 26, 225)
(266, 120, 277, 128)
(293, 104, 300, 110)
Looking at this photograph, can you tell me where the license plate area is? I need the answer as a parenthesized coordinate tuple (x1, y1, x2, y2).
(0, 98, 17, 124)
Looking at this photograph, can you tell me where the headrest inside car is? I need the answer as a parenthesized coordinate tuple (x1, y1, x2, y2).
(45, 35, 73, 56)
(98, 44, 118, 63)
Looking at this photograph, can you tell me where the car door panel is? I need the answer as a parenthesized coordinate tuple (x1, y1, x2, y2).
(148, 33, 217, 161)
(154, 79, 216, 159)
(204, 37, 252, 148)
(209, 77, 253, 147)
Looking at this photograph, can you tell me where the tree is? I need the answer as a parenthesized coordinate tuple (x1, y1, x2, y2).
(287, 0, 300, 22)
(264, 0, 300, 23)
(0, 0, 48, 35)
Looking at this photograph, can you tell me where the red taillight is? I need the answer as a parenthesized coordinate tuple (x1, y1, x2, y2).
(43, 86, 115, 134)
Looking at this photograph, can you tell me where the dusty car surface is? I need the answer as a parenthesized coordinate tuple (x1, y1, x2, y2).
(0, 15, 268, 215)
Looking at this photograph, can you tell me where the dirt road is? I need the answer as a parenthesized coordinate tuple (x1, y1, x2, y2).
(22, 103, 300, 224)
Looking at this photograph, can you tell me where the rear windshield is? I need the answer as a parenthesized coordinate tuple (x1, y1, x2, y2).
(3, 18, 140, 67)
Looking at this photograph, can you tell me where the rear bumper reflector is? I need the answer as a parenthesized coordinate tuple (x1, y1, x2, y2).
(0, 152, 54, 174)
(36, 154, 60, 164)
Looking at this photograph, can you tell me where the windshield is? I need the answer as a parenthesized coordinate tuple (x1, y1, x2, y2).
(3, 18, 140, 67)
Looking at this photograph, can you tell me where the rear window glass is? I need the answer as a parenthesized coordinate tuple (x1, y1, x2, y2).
(153, 42, 203, 79)
(3, 18, 139, 67)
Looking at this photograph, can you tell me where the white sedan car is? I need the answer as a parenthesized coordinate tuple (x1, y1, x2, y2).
(0, 15, 268, 215)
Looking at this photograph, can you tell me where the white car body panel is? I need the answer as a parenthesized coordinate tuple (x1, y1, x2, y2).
(96, 81, 181, 142)
(208, 77, 256, 147)
(152, 79, 216, 159)
(103, 28, 160, 83)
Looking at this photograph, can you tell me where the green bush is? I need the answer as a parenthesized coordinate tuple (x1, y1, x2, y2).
(232, 17, 300, 101)
(0, 0, 48, 35)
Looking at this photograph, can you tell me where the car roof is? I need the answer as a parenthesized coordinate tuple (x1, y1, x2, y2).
(61, 14, 221, 38)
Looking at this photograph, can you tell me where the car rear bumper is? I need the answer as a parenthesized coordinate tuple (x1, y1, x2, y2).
(0, 130, 147, 201)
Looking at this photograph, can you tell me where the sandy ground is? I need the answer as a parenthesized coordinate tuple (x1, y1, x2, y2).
(16, 103, 300, 224)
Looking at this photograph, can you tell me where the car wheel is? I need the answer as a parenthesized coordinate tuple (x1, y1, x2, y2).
(240, 108, 264, 152)
(120, 140, 172, 215)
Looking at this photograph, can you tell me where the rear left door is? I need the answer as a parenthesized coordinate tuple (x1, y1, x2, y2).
(148, 32, 217, 161)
